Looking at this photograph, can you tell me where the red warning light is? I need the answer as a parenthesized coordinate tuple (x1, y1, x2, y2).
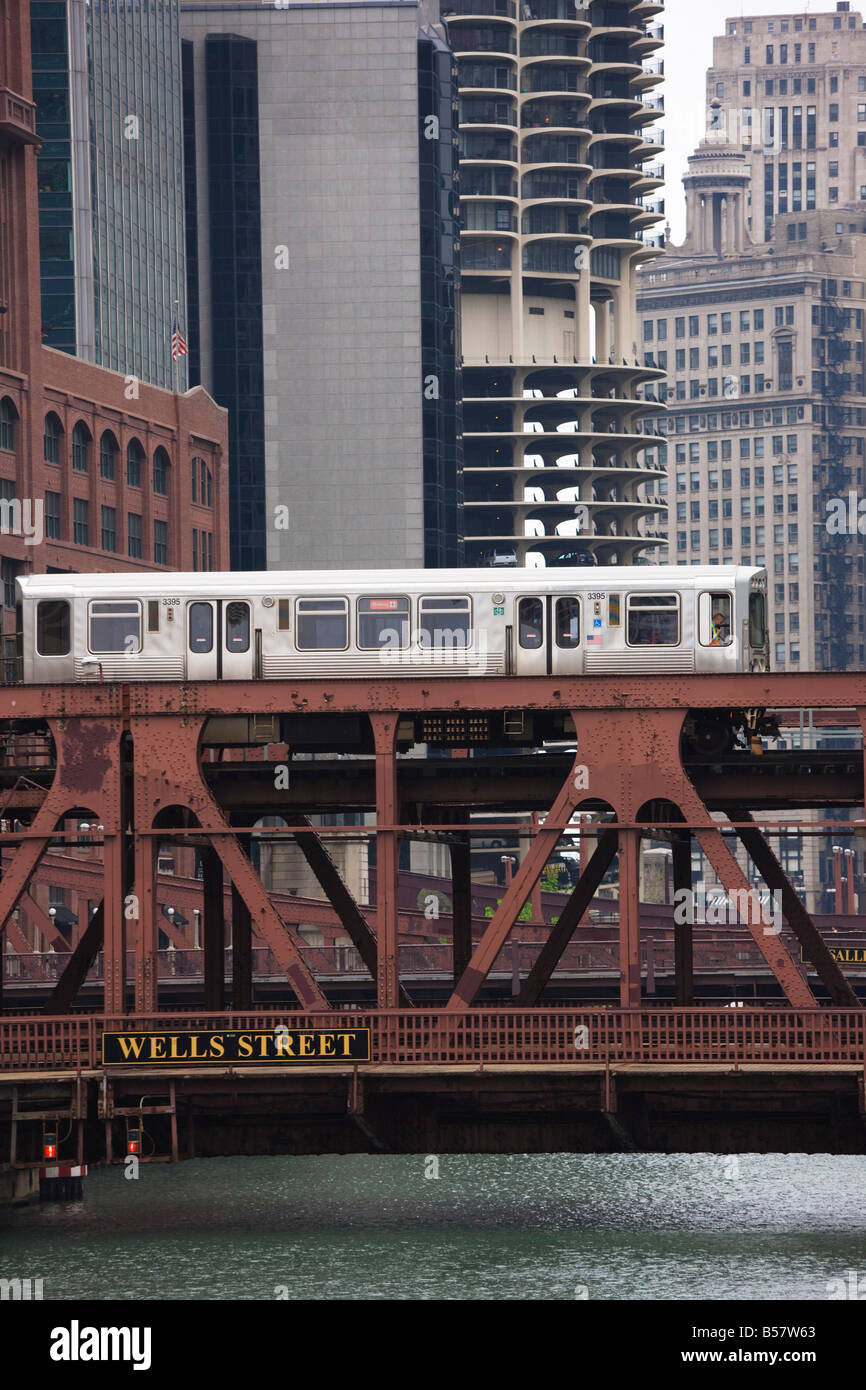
(43, 1130, 57, 1160)
(127, 1128, 140, 1156)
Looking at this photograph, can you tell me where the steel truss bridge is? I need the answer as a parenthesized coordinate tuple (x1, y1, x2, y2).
(2, 672, 866, 1157)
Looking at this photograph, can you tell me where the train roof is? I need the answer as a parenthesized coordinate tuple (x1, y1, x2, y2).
(17, 566, 764, 598)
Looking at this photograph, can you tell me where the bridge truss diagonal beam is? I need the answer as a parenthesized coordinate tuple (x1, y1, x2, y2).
(726, 807, 859, 1008)
(517, 829, 619, 1006)
(446, 728, 588, 1011)
(294, 816, 413, 1008)
(47, 902, 104, 1014)
(129, 716, 327, 1012)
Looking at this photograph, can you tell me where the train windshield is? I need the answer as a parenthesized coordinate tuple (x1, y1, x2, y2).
(749, 592, 767, 648)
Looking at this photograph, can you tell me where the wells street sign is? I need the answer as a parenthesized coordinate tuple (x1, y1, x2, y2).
(101, 1028, 371, 1066)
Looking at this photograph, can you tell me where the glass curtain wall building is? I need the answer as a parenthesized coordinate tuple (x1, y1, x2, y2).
(30, 0, 187, 389)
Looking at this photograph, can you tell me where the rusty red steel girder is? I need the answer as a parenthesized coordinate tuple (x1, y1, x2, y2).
(0, 674, 863, 1018)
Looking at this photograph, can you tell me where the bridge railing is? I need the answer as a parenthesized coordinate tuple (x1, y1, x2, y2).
(4, 931, 844, 985)
(1, 1009, 864, 1071)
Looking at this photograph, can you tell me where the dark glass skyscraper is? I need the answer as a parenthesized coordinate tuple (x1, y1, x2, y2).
(30, 0, 187, 389)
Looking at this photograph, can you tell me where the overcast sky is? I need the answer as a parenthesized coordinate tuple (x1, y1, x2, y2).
(662, 0, 833, 241)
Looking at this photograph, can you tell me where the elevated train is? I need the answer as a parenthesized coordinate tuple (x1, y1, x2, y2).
(15, 566, 770, 752)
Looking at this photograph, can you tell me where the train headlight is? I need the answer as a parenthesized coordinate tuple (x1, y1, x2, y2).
(750, 656, 767, 673)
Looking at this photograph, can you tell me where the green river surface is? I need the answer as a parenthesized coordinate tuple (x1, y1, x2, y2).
(2, 1153, 865, 1299)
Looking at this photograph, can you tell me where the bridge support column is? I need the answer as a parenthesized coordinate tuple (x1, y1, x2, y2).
(202, 847, 224, 1012)
(103, 831, 127, 1016)
(449, 831, 473, 986)
(618, 828, 641, 1009)
(133, 832, 158, 1015)
(231, 879, 252, 1011)
(672, 831, 693, 1006)
(371, 715, 400, 1010)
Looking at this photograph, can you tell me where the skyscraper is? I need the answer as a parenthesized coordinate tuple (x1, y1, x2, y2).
(638, 5, 866, 674)
(30, 0, 188, 390)
(181, 0, 462, 571)
(442, 0, 667, 567)
(706, 3, 866, 243)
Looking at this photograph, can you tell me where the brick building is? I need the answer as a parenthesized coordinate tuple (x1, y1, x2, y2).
(0, 0, 229, 646)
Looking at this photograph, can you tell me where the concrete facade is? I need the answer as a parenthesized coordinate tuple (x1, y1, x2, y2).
(443, 0, 667, 567)
(705, 4, 866, 243)
(182, 0, 449, 570)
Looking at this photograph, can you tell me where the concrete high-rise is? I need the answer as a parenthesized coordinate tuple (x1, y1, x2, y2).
(30, 0, 188, 390)
(181, 0, 463, 572)
(705, 3, 866, 243)
(442, 0, 667, 567)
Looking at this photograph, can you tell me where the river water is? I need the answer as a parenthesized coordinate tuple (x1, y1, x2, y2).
(2, 1153, 866, 1300)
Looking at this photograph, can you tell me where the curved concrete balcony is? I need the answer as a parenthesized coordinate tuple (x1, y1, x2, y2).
(458, 59, 519, 92)
(460, 239, 517, 273)
(631, 59, 664, 91)
(628, 1, 665, 19)
(449, 28, 519, 57)
(521, 208, 591, 235)
(588, 91, 644, 119)
(631, 22, 663, 54)
(520, 64, 586, 95)
(461, 170, 520, 196)
(520, 185, 592, 214)
(520, 98, 591, 128)
(521, 138, 591, 168)
(463, 208, 520, 233)
(521, 31, 588, 60)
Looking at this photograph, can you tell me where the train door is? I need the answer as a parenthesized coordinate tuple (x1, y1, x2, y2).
(186, 599, 254, 680)
(516, 595, 548, 675)
(551, 595, 581, 675)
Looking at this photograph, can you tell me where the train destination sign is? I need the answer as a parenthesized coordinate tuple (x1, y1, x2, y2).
(101, 1028, 372, 1066)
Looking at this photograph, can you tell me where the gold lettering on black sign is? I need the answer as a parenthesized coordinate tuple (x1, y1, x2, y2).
(799, 946, 866, 966)
(101, 1029, 371, 1066)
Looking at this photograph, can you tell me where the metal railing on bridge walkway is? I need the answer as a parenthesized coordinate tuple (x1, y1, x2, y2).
(2, 1008, 864, 1072)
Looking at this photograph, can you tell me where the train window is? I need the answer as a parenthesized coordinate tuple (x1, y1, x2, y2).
(278, 599, 290, 631)
(518, 597, 543, 649)
(147, 601, 160, 633)
(36, 599, 70, 656)
(225, 601, 250, 653)
(88, 600, 141, 653)
(749, 591, 767, 647)
(189, 602, 213, 653)
(555, 597, 580, 648)
(626, 594, 680, 646)
(358, 596, 409, 650)
(699, 593, 733, 646)
(418, 596, 471, 648)
(296, 598, 348, 650)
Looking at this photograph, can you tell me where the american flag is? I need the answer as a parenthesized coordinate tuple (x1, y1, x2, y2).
(171, 316, 188, 361)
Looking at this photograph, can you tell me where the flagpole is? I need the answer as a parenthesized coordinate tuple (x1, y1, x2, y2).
(173, 297, 179, 395)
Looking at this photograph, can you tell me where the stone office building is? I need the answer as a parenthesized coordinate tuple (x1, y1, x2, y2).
(638, 140, 866, 674)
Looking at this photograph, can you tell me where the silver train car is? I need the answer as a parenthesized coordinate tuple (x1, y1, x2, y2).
(14, 566, 770, 751)
(16, 566, 768, 683)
